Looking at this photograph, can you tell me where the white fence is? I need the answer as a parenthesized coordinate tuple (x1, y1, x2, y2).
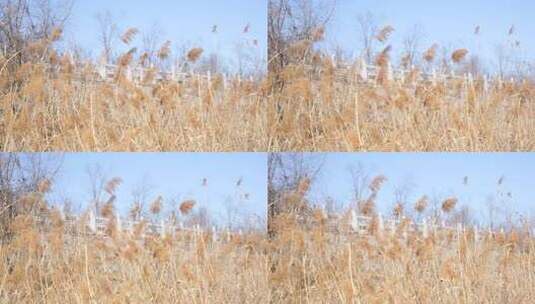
(41, 56, 258, 88)
(313, 57, 522, 92)
(36, 209, 243, 242)
(345, 210, 499, 242)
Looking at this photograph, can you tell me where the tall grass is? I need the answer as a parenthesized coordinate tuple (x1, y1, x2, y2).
(269, 175, 535, 303)
(0, 213, 269, 302)
(0, 176, 269, 303)
(269, 32, 535, 152)
(270, 212, 535, 303)
(0, 29, 267, 152)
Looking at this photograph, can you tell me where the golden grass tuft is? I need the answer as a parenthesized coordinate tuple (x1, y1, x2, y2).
(187, 47, 204, 62)
(179, 200, 196, 215)
(441, 197, 458, 213)
(452, 48, 469, 63)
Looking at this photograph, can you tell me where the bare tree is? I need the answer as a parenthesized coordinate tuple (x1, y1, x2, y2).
(85, 163, 108, 215)
(95, 10, 118, 64)
(268, 153, 325, 235)
(196, 52, 222, 74)
(268, 0, 336, 86)
(130, 175, 153, 220)
(0, 153, 62, 239)
(449, 205, 474, 226)
(461, 54, 484, 76)
(391, 178, 415, 218)
(140, 23, 164, 67)
(347, 162, 370, 205)
(356, 11, 378, 63)
(401, 24, 425, 68)
(0, 0, 73, 66)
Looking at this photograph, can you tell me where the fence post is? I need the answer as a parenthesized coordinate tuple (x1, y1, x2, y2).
(320, 205, 327, 219)
(126, 67, 133, 81)
(422, 218, 429, 238)
(171, 64, 177, 81)
(457, 223, 463, 240)
(386, 63, 393, 82)
(213, 226, 218, 242)
(160, 219, 166, 237)
(97, 63, 106, 80)
(359, 57, 368, 81)
(350, 210, 359, 234)
(377, 213, 384, 237)
(116, 216, 122, 232)
(468, 73, 474, 87)
(58, 208, 65, 221)
(402, 217, 408, 243)
(390, 219, 396, 237)
(88, 210, 97, 232)
(474, 225, 479, 243)
(140, 216, 145, 238)
(431, 68, 437, 86)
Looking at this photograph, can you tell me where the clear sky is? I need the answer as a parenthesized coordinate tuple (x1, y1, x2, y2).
(309, 153, 535, 225)
(46, 153, 267, 228)
(325, 0, 535, 70)
(67, 0, 267, 71)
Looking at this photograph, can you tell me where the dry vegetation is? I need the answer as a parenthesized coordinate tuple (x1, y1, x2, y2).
(0, 171, 269, 302)
(0, 40, 267, 152)
(269, 173, 535, 303)
(0, 213, 269, 302)
(0, 3, 267, 152)
(268, 0, 535, 151)
(270, 212, 535, 303)
(269, 53, 535, 152)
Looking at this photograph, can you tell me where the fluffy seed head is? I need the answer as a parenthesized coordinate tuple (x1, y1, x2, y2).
(187, 48, 204, 62)
(441, 197, 458, 213)
(179, 200, 196, 215)
(452, 49, 468, 63)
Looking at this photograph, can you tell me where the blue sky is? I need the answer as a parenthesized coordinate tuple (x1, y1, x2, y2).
(325, 0, 535, 70)
(309, 153, 535, 224)
(46, 153, 267, 227)
(67, 0, 266, 70)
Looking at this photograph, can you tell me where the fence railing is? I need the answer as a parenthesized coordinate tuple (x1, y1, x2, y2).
(35, 56, 261, 90)
(343, 210, 504, 242)
(308, 57, 523, 92)
(36, 209, 244, 242)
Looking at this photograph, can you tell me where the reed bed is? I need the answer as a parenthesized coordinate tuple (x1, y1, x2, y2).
(269, 173, 535, 303)
(0, 35, 267, 152)
(269, 61, 535, 151)
(0, 213, 269, 303)
(0, 176, 269, 303)
(270, 212, 535, 303)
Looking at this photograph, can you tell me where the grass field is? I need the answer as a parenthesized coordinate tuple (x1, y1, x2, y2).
(270, 212, 535, 303)
(269, 174, 535, 303)
(0, 176, 269, 303)
(0, 34, 267, 152)
(269, 60, 535, 152)
(0, 212, 269, 303)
